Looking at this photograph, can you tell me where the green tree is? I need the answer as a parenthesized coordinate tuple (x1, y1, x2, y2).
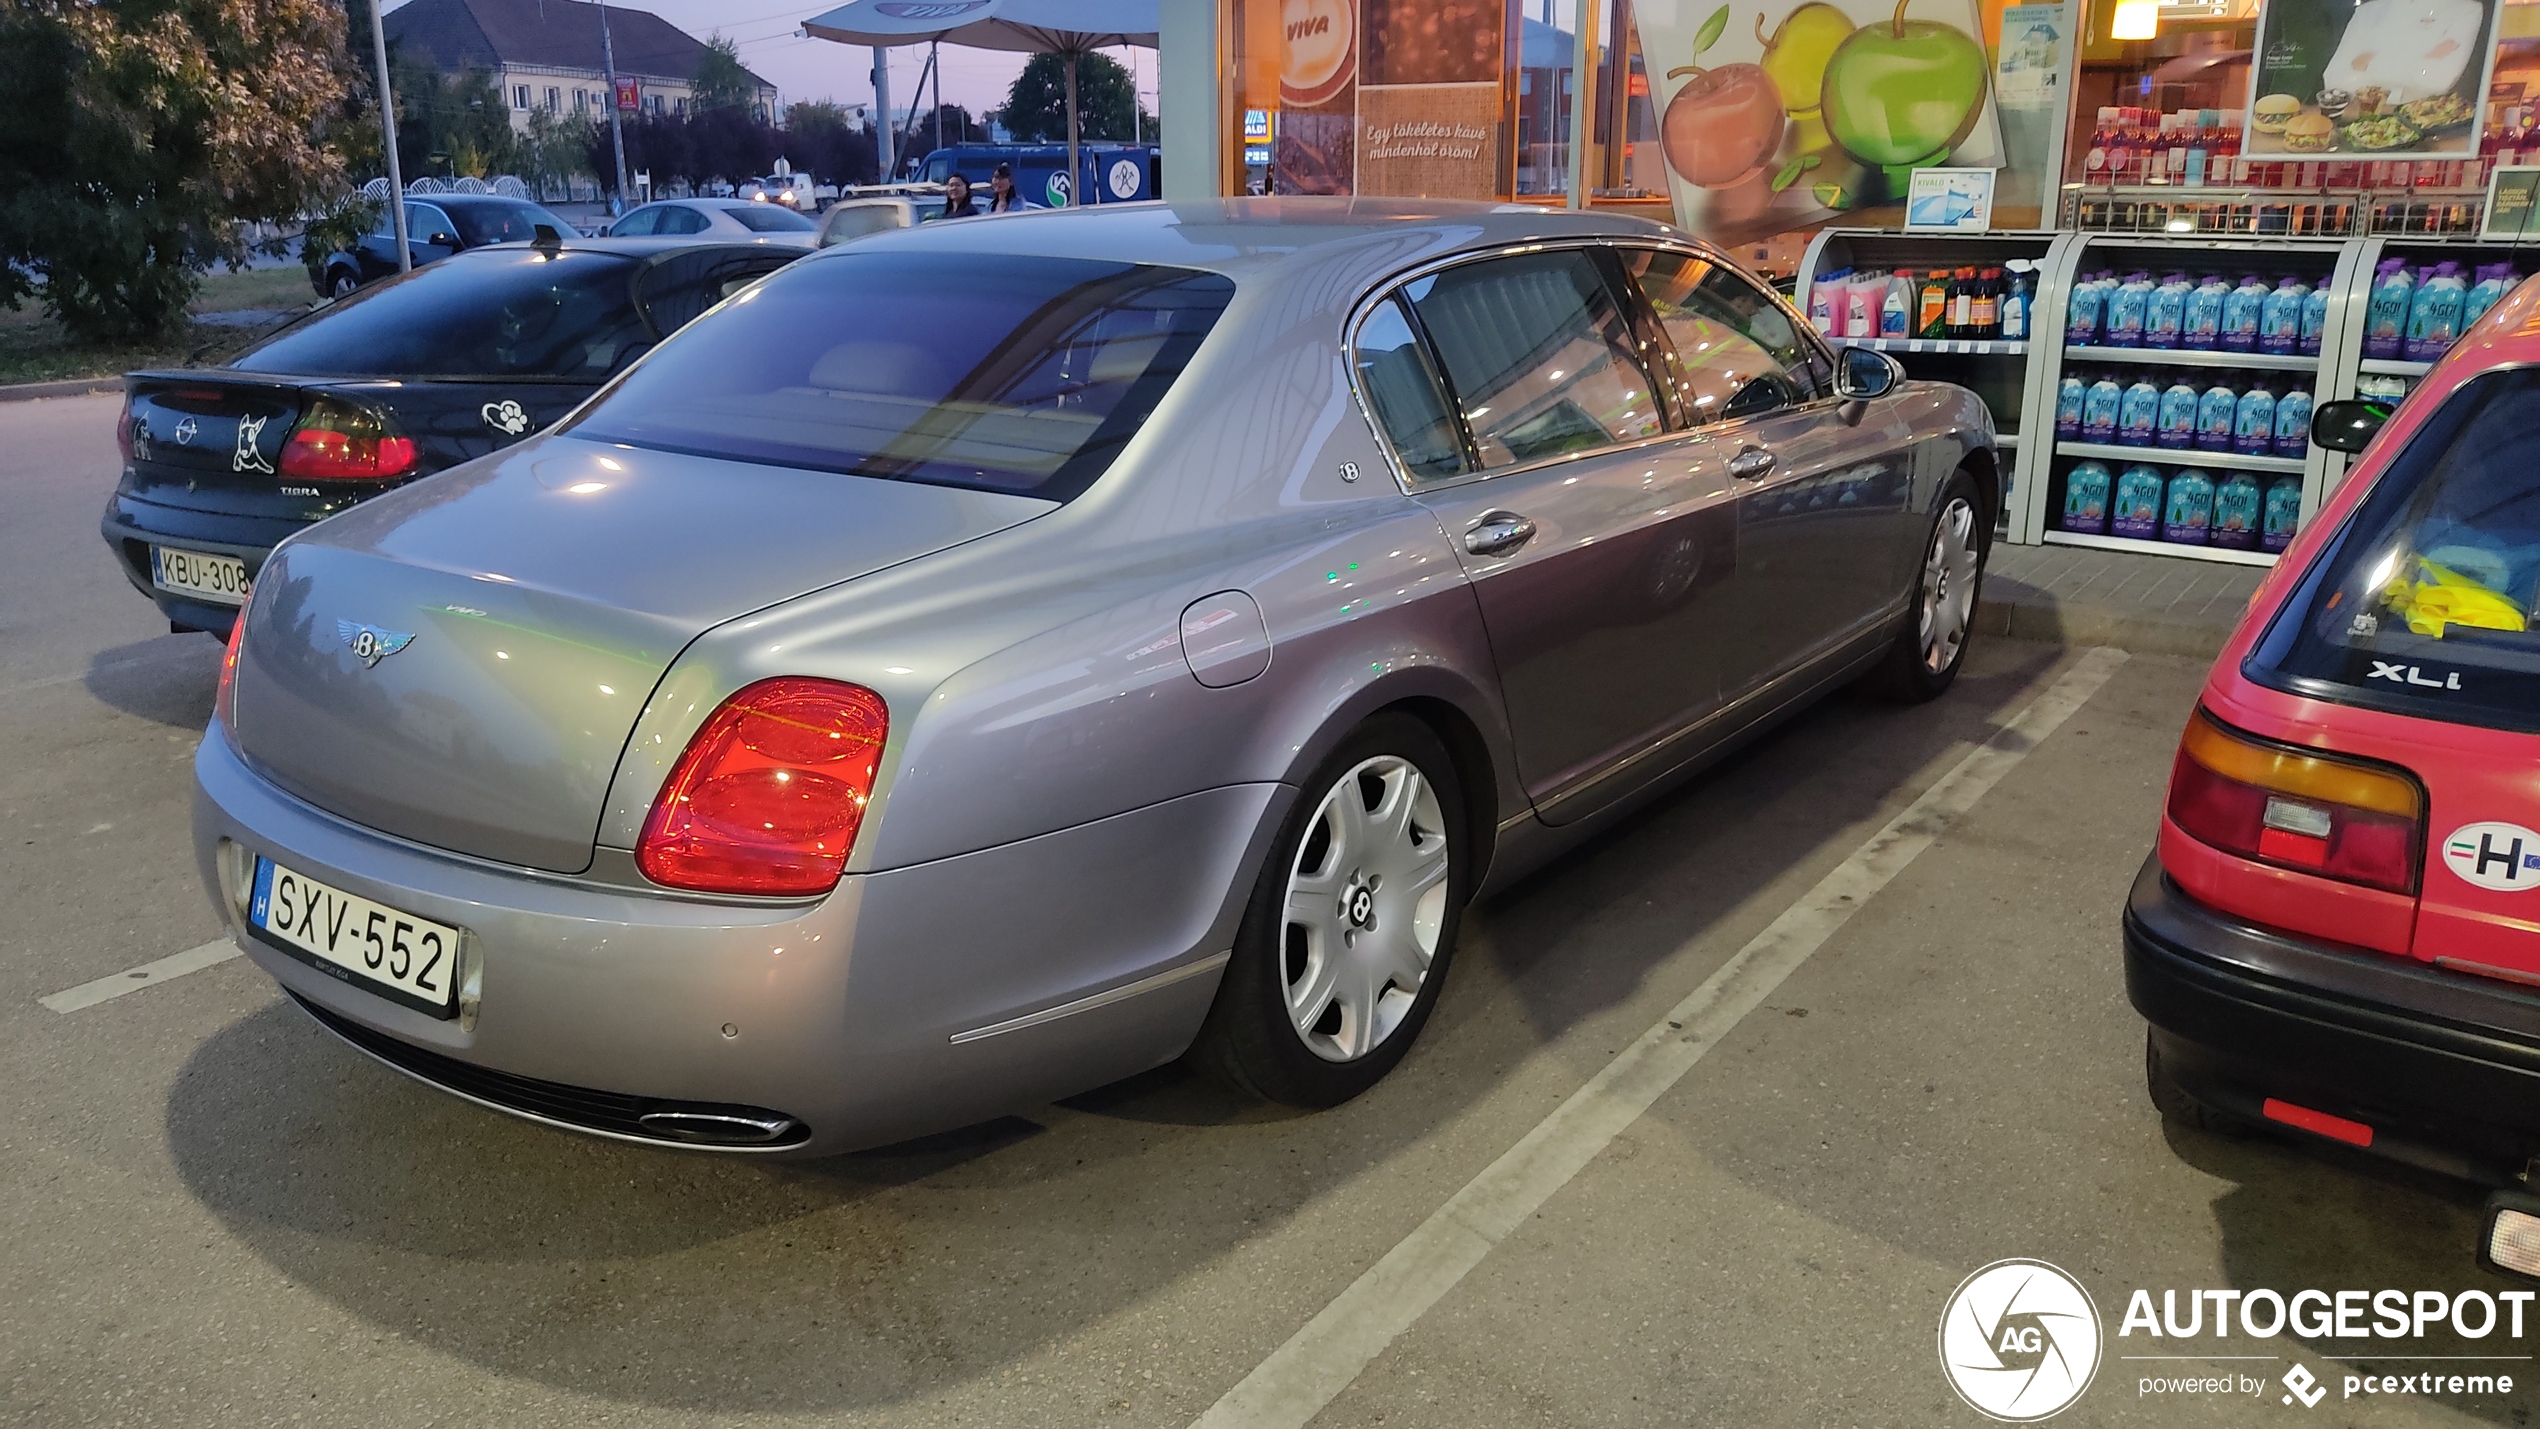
(693, 34, 759, 116)
(519, 108, 596, 200)
(1000, 52, 1151, 143)
(389, 51, 519, 180)
(0, 0, 353, 341)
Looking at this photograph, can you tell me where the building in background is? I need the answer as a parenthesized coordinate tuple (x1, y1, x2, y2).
(384, 0, 779, 127)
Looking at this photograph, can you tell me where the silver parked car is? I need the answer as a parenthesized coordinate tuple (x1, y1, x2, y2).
(194, 199, 1995, 1155)
(606, 198, 820, 240)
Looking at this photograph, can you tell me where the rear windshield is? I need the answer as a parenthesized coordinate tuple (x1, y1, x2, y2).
(565, 251, 1236, 500)
(2247, 367, 2540, 733)
(450, 200, 582, 246)
(725, 203, 815, 232)
(233, 250, 649, 379)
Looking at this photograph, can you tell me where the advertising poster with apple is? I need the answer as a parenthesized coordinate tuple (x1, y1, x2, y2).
(2243, 0, 2504, 157)
(1637, 0, 2004, 241)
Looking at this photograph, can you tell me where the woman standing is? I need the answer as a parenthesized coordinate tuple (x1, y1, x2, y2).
(937, 174, 980, 220)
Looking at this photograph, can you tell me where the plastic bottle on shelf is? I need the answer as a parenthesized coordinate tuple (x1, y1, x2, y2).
(2219, 273, 2267, 352)
(1918, 270, 1952, 337)
(2184, 274, 2228, 350)
(2082, 371, 2124, 441)
(1844, 273, 1884, 341)
(2259, 276, 2309, 355)
(2195, 378, 2239, 452)
(2118, 375, 2162, 447)
(2112, 464, 2165, 539)
(2211, 472, 2263, 550)
(2233, 381, 2277, 455)
(2146, 272, 2190, 348)
(2405, 261, 2467, 361)
(2298, 278, 2331, 356)
(2054, 371, 2087, 438)
(2463, 262, 2519, 329)
(2186, 115, 2211, 187)
(2157, 376, 2201, 449)
(1879, 269, 1917, 338)
(1809, 268, 1848, 335)
(2273, 383, 2313, 457)
(2067, 270, 2109, 345)
(2363, 260, 2415, 360)
(2106, 272, 2153, 347)
(2001, 261, 2032, 341)
(2262, 476, 2303, 553)
(2163, 468, 2215, 545)
(2084, 107, 2117, 182)
(2063, 461, 2112, 534)
(1971, 267, 2003, 338)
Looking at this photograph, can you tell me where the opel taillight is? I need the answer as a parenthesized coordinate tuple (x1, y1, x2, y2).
(279, 398, 417, 481)
(214, 602, 247, 734)
(116, 394, 135, 462)
(2166, 710, 2423, 894)
(635, 678, 889, 896)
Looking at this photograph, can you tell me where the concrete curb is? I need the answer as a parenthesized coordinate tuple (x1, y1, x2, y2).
(1974, 594, 2235, 661)
(0, 377, 119, 403)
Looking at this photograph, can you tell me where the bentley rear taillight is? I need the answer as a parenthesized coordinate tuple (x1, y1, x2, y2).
(2166, 710, 2423, 894)
(635, 678, 889, 896)
(280, 398, 416, 481)
(214, 603, 246, 734)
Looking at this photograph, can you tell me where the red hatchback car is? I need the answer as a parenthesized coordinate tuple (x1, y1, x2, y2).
(2126, 276, 2540, 1277)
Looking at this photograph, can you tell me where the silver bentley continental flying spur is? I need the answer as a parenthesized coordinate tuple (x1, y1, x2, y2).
(193, 198, 1997, 1154)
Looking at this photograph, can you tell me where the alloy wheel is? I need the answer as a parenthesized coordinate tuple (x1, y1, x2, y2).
(1281, 755, 1453, 1063)
(1919, 496, 1980, 674)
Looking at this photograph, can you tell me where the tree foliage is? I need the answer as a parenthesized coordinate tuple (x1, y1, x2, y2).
(0, 0, 354, 341)
(388, 50, 519, 180)
(1000, 52, 1151, 144)
(691, 34, 760, 116)
(597, 106, 880, 191)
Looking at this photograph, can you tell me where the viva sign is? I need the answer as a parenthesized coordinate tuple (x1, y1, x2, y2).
(1637, 0, 2002, 241)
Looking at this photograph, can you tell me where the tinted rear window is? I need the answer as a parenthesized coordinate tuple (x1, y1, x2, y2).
(233, 250, 649, 379)
(725, 203, 815, 232)
(2247, 368, 2540, 733)
(450, 200, 581, 245)
(565, 251, 1235, 500)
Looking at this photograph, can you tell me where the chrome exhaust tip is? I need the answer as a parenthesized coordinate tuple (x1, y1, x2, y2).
(636, 1104, 806, 1146)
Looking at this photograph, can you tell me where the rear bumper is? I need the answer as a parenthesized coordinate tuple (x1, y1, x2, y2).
(98, 499, 295, 633)
(2123, 853, 2540, 1186)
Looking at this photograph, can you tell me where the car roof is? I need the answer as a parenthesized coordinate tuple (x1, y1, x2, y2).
(419, 193, 553, 209)
(830, 196, 1701, 288)
(477, 234, 817, 256)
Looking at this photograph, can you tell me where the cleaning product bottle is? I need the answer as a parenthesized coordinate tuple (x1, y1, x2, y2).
(2082, 371, 2124, 441)
(2001, 260, 2032, 341)
(2405, 261, 2467, 361)
(1879, 269, 1917, 338)
(2195, 378, 2238, 452)
(2119, 375, 2163, 447)
(2184, 273, 2229, 350)
(2259, 275, 2310, 355)
(2113, 464, 2166, 539)
(2054, 371, 2087, 438)
(2146, 273, 2190, 348)
(1844, 273, 1883, 341)
(2272, 383, 2313, 457)
(2233, 381, 2277, 455)
(2162, 467, 2216, 545)
(2299, 277, 2331, 356)
(2462, 263, 2518, 329)
(2067, 270, 2108, 345)
(2364, 259, 2415, 360)
(2262, 476, 2303, 553)
(1919, 270, 1952, 337)
(1970, 267, 2002, 338)
(2157, 376, 2201, 449)
(2211, 471, 2263, 550)
(2062, 461, 2112, 534)
(2107, 271, 2154, 347)
(2220, 273, 2268, 352)
(1809, 268, 1848, 336)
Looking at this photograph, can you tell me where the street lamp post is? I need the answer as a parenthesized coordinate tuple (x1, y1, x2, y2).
(599, 0, 632, 212)
(364, 0, 411, 271)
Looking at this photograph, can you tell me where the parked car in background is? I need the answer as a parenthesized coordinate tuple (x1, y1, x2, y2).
(191, 199, 1998, 1159)
(311, 193, 585, 297)
(815, 196, 920, 246)
(2123, 273, 2540, 1280)
(606, 199, 819, 239)
(107, 237, 805, 634)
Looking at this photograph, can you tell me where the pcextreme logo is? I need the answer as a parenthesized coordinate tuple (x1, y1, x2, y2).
(1939, 1259, 2103, 1421)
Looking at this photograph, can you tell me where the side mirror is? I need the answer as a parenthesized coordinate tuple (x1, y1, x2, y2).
(426, 231, 460, 248)
(2311, 398, 2391, 454)
(1835, 346, 1901, 400)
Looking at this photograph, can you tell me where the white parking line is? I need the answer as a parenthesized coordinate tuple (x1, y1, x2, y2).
(1189, 647, 2129, 1429)
(39, 938, 242, 1014)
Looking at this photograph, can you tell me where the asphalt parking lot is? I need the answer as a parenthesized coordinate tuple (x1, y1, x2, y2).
(4, 390, 2532, 1427)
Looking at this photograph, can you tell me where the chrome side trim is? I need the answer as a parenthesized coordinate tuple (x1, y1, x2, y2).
(948, 951, 1233, 1045)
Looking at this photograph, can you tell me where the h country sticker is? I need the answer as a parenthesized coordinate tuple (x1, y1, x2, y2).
(2443, 822, 2540, 892)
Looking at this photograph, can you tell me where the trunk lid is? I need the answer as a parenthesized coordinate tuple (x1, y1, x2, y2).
(124, 374, 311, 517)
(229, 435, 1052, 872)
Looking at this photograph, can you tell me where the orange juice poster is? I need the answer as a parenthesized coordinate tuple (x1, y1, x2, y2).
(1636, 0, 2005, 240)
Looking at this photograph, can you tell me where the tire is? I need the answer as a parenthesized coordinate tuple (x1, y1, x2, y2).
(1865, 468, 1986, 703)
(2145, 1029, 2255, 1137)
(328, 268, 358, 299)
(1190, 712, 1472, 1108)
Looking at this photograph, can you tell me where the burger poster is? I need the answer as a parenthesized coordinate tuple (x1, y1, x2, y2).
(1271, 0, 1506, 197)
(2244, 0, 2505, 157)
(1635, 0, 2006, 241)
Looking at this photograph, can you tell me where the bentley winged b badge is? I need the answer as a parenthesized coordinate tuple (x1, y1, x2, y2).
(338, 620, 416, 668)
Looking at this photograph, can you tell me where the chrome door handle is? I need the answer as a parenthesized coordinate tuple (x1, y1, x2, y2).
(1463, 511, 1538, 557)
(1727, 445, 1777, 480)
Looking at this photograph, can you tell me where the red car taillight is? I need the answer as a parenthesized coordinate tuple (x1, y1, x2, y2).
(115, 394, 135, 462)
(214, 602, 247, 732)
(634, 678, 889, 896)
(279, 398, 416, 481)
(2166, 710, 2423, 894)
